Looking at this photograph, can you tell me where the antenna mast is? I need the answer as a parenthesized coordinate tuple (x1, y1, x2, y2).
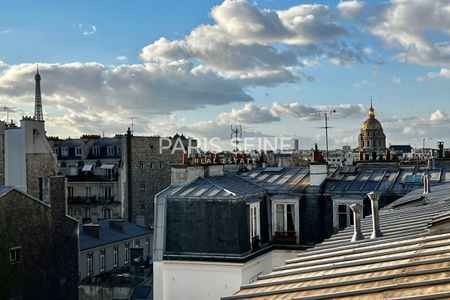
(230, 125, 242, 152)
(317, 109, 336, 162)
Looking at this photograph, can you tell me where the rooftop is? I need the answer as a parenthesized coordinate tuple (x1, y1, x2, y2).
(224, 182, 450, 300)
(79, 220, 152, 251)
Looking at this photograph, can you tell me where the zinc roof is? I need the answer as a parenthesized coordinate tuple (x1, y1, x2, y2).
(224, 182, 450, 300)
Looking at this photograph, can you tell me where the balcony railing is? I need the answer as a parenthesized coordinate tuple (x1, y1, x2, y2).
(66, 174, 119, 182)
(273, 231, 297, 244)
(68, 196, 118, 205)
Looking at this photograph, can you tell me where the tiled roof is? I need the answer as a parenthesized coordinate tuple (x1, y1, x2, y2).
(79, 220, 152, 251)
(224, 182, 450, 300)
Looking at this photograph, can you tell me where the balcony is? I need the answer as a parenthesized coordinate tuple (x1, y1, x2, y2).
(66, 174, 119, 182)
(272, 231, 297, 244)
(68, 196, 118, 205)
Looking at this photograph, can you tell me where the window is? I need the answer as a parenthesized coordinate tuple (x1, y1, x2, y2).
(113, 246, 118, 267)
(107, 146, 115, 156)
(67, 186, 74, 198)
(100, 249, 105, 272)
(146, 239, 151, 255)
(249, 203, 260, 240)
(135, 240, 141, 248)
(139, 162, 144, 169)
(92, 146, 100, 156)
(125, 243, 129, 264)
(275, 203, 295, 233)
(9, 247, 21, 263)
(75, 147, 82, 156)
(116, 146, 121, 155)
(84, 208, 91, 218)
(85, 186, 91, 197)
(102, 209, 112, 220)
(53, 147, 60, 156)
(338, 204, 353, 230)
(104, 186, 112, 201)
(61, 147, 68, 156)
(87, 253, 93, 276)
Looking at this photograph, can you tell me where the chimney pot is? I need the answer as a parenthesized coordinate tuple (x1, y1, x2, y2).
(368, 191, 383, 239)
(349, 203, 364, 242)
(109, 219, 124, 231)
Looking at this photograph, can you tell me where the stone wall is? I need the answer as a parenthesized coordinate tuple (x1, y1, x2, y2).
(124, 135, 194, 226)
(0, 187, 78, 300)
(26, 152, 57, 199)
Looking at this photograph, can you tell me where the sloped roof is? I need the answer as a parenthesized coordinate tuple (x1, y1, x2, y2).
(163, 174, 265, 199)
(79, 220, 152, 251)
(224, 182, 450, 300)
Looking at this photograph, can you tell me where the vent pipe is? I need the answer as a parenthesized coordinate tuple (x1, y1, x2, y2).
(368, 191, 383, 239)
(423, 173, 431, 194)
(349, 203, 364, 242)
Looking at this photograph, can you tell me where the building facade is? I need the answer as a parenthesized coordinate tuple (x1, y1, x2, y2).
(0, 176, 78, 300)
(79, 219, 152, 281)
(48, 136, 123, 222)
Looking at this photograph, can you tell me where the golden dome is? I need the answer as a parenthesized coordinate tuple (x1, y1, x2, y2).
(361, 102, 383, 130)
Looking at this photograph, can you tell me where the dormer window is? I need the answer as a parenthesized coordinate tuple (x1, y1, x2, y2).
(53, 147, 60, 156)
(61, 147, 68, 156)
(92, 146, 100, 156)
(107, 146, 115, 156)
(75, 147, 82, 156)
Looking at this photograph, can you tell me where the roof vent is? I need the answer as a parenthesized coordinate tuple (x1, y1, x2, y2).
(368, 191, 383, 239)
(349, 203, 364, 242)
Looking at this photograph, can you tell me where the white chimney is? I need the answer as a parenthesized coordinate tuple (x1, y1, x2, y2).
(423, 173, 431, 194)
(349, 203, 364, 242)
(368, 191, 383, 239)
(310, 163, 328, 186)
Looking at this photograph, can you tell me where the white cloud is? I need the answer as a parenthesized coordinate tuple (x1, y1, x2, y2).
(115, 56, 128, 62)
(430, 110, 448, 122)
(337, 1, 365, 19)
(371, 1, 450, 68)
(427, 68, 450, 79)
(218, 103, 280, 124)
(1, 28, 10, 35)
(391, 76, 401, 84)
(78, 24, 97, 36)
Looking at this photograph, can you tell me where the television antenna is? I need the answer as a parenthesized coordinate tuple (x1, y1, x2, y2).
(317, 109, 336, 162)
(230, 125, 242, 152)
(1, 106, 16, 121)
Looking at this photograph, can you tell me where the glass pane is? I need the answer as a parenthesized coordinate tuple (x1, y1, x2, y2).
(286, 204, 295, 232)
(276, 204, 284, 231)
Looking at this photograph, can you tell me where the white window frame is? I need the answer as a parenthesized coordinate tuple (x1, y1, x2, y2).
(125, 243, 129, 264)
(271, 199, 299, 243)
(61, 147, 68, 157)
(75, 147, 82, 156)
(100, 249, 105, 272)
(107, 146, 115, 156)
(93, 146, 100, 156)
(113, 246, 118, 267)
(249, 202, 260, 243)
(102, 208, 112, 220)
(9, 246, 21, 263)
(87, 253, 93, 276)
(332, 198, 364, 232)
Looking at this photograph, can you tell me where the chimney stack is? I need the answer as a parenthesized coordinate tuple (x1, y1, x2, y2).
(109, 219, 124, 231)
(423, 173, 431, 194)
(437, 141, 444, 158)
(349, 203, 364, 242)
(367, 191, 383, 239)
(83, 224, 100, 239)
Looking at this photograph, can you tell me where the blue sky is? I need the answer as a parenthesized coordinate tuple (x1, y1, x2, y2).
(0, 0, 449, 150)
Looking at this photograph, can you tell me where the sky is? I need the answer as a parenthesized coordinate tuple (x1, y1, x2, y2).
(0, 0, 449, 150)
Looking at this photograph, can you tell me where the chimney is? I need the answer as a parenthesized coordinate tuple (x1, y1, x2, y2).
(438, 141, 444, 158)
(367, 191, 383, 239)
(109, 219, 124, 231)
(40, 176, 68, 217)
(171, 165, 206, 187)
(83, 224, 100, 239)
(423, 173, 431, 194)
(349, 203, 364, 242)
